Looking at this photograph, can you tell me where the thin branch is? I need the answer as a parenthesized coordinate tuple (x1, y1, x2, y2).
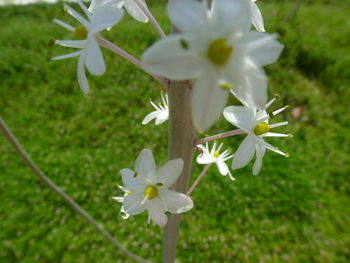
(133, 0, 166, 38)
(194, 129, 245, 146)
(186, 163, 212, 196)
(0, 116, 149, 263)
(97, 37, 170, 88)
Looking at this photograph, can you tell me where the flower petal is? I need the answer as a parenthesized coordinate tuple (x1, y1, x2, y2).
(159, 189, 193, 214)
(192, 76, 229, 132)
(142, 111, 159, 125)
(90, 3, 124, 33)
(77, 54, 89, 94)
(167, 0, 206, 34)
(232, 135, 255, 170)
(135, 149, 157, 181)
(216, 160, 230, 176)
(146, 198, 167, 227)
(252, 143, 266, 175)
(250, 1, 265, 32)
(120, 168, 146, 188)
(124, 0, 148, 23)
(123, 192, 146, 215)
(156, 159, 184, 188)
(85, 39, 106, 76)
(243, 32, 283, 67)
(210, 0, 251, 39)
(55, 40, 87, 49)
(52, 50, 83, 61)
(142, 34, 206, 80)
(223, 106, 255, 132)
(64, 3, 90, 28)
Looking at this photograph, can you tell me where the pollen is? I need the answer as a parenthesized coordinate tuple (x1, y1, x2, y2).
(74, 26, 88, 40)
(207, 39, 233, 66)
(254, 122, 270, 136)
(219, 82, 233, 91)
(144, 185, 158, 200)
(214, 151, 220, 158)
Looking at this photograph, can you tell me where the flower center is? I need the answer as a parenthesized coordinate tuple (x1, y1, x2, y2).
(74, 26, 88, 40)
(207, 39, 233, 66)
(214, 151, 220, 158)
(144, 185, 158, 200)
(254, 122, 270, 136)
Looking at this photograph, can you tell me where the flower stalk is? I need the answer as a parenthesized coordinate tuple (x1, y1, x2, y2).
(186, 163, 212, 196)
(194, 129, 245, 146)
(97, 37, 169, 87)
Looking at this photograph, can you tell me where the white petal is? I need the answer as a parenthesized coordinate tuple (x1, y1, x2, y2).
(90, 3, 124, 33)
(223, 106, 255, 132)
(243, 32, 283, 67)
(51, 50, 83, 60)
(142, 111, 159, 125)
(191, 76, 229, 132)
(167, 0, 206, 34)
(142, 34, 206, 80)
(232, 135, 255, 170)
(216, 160, 230, 176)
(146, 198, 167, 227)
(85, 39, 106, 76)
(156, 159, 184, 188)
(64, 4, 90, 28)
(123, 192, 146, 215)
(124, 0, 148, 23)
(252, 143, 266, 175)
(196, 152, 215, 164)
(250, 1, 265, 32)
(210, 0, 251, 39)
(120, 168, 145, 188)
(77, 54, 89, 94)
(159, 189, 193, 214)
(135, 149, 157, 181)
(155, 113, 169, 125)
(55, 40, 86, 49)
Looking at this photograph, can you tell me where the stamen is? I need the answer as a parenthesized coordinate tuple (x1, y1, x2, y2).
(219, 82, 233, 91)
(180, 39, 189, 50)
(272, 105, 290, 116)
(214, 151, 220, 158)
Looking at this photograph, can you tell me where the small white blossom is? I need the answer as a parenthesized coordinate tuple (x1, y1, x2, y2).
(223, 96, 290, 175)
(197, 142, 234, 180)
(115, 149, 193, 227)
(142, 93, 169, 125)
(250, 0, 265, 32)
(142, 0, 283, 132)
(89, 0, 149, 23)
(52, 1, 124, 93)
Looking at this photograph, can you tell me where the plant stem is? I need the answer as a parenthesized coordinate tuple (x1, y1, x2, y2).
(98, 37, 169, 88)
(133, 0, 166, 38)
(186, 163, 212, 196)
(163, 79, 195, 263)
(194, 129, 245, 146)
(0, 116, 148, 263)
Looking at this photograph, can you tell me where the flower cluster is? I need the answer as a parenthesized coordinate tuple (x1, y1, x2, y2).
(52, 0, 291, 227)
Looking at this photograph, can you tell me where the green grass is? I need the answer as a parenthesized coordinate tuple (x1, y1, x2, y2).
(0, 1, 349, 262)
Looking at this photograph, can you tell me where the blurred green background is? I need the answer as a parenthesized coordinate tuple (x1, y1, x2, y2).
(1, 0, 349, 262)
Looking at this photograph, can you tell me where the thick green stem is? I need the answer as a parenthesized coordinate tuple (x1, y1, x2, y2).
(163, 80, 195, 263)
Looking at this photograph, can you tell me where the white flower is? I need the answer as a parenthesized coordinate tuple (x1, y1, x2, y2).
(250, 0, 265, 32)
(89, 0, 149, 23)
(223, 96, 290, 175)
(52, 1, 124, 93)
(115, 149, 193, 227)
(142, 93, 169, 125)
(197, 142, 234, 180)
(142, 0, 283, 132)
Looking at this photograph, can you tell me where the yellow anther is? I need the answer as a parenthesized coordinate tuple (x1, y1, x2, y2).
(219, 82, 233, 91)
(285, 153, 290, 158)
(254, 122, 270, 136)
(207, 39, 233, 66)
(74, 26, 88, 40)
(274, 93, 281, 99)
(125, 190, 132, 195)
(144, 185, 158, 200)
(214, 151, 220, 158)
(180, 39, 189, 50)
